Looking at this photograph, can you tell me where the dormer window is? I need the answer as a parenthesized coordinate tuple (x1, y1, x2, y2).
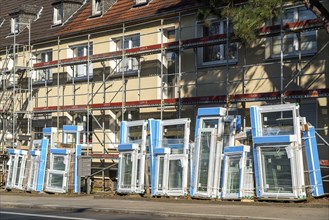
(91, 0, 102, 16)
(0, 18, 5, 28)
(53, 4, 63, 25)
(11, 17, 19, 34)
(134, 0, 149, 6)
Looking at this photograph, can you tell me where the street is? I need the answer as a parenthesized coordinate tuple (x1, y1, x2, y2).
(0, 207, 180, 220)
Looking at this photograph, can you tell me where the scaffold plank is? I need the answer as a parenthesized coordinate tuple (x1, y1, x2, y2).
(31, 88, 329, 113)
(32, 19, 323, 70)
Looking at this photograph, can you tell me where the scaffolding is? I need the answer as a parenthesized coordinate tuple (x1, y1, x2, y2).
(0, 9, 328, 190)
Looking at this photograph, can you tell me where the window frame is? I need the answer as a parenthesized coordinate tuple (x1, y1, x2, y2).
(91, 0, 103, 16)
(197, 19, 238, 68)
(33, 50, 53, 82)
(69, 43, 94, 78)
(110, 34, 140, 75)
(53, 3, 63, 25)
(11, 17, 19, 34)
(267, 6, 317, 59)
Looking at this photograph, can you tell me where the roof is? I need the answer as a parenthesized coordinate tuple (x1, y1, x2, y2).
(0, 0, 199, 50)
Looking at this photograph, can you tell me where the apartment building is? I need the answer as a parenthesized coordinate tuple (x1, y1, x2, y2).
(1, 0, 328, 187)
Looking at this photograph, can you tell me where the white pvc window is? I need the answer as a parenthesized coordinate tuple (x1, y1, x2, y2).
(269, 6, 317, 58)
(258, 146, 294, 196)
(53, 4, 63, 25)
(46, 154, 70, 193)
(195, 128, 216, 196)
(120, 152, 134, 189)
(91, 0, 102, 16)
(33, 50, 53, 81)
(197, 19, 237, 66)
(260, 110, 295, 136)
(11, 17, 19, 34)
(117, 120, 147, 194)
(112, 35, 140, 73)
(27, 155, 39, 191)
(70, 44, 93, 77)
(6, 155, 16, 188)
(225, 155, 240, 195)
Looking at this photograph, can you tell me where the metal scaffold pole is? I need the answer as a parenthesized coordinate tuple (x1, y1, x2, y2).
(12, 27, 16, 149)
(160, 19, 164, 120)
(57, 36, 60, 140)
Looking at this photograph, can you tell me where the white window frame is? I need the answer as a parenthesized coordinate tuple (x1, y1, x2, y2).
(45, 154, 70, 193)
(193, 128, 217, 198)
(91, 0, 102, 16)
(135, 0, 149, 6)
(69, 43, 93, 78)
(197, 19, 238, 67)
(267, 6, 317, 59)
(11, 17, 19, 34)
(27, 155, 40, 191)
(257, 145, 298, 198)
(33, 50, 53, 82)
(53, 4, 63, 25)
(110, 34, 140, 74)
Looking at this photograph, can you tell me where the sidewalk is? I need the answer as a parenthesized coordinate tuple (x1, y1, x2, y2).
(1, 192, 328, 220)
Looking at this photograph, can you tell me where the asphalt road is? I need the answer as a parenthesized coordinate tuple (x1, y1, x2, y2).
(0, 207, 183, 220)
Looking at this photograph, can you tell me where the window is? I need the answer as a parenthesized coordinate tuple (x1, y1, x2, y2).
(11, 17, 19, 34)
(268, 6, 317, 58)
(33, 50, 53, 82)
(0, 18, 5, 28)
(198, 20, 237, 66)
(70, 44, 93, 77)
(91, 0, 102, 16)
(46, 153, 70, 193)
(112, 35, 140, 73)
(134, 0, 149, 6)
(53, 4, 63, 25)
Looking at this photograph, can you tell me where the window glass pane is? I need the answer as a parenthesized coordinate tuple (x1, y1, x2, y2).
(157, 157, 164, 190)
(271, 6, 317, 57)
(301, 31, 316, 51)
(162, 124, 185, 153)
(197, 131, 212, 192)
(298, 7, 316, 20)
(283, 8, 295, 23)
(15, 157, 23, 185)
(120, 153, 133, 188)
(202, 119, 218, 129)
(283, 34, 296, 53)
(28, 156, 39, 189)
(136, 158, 140, 188)
(168, 159, 183, 190)
(261, 110, 294, 136)
(7, 156, 15, 186)
(226, 156, 240, 194)
(127, 125, 143, 144)
(48, 173, 64, 188)
(53, 155, 66, 171)
(261, 147, 293, 193)
(223, 121, 232, 147)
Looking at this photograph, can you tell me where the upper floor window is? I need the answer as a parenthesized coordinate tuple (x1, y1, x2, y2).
(111, 34, 140, 73)
(11, 17, 19, 34)
(53, 4, 63, 25)
(91, 0, 102, 16)
(70, 44, 93, 78)
(267, 6, 317, 59)
(33, 50, 53, 82)
(197, 20, 237, 67)
(134, 0, 149, 6)
(0, 18, 5, 28)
